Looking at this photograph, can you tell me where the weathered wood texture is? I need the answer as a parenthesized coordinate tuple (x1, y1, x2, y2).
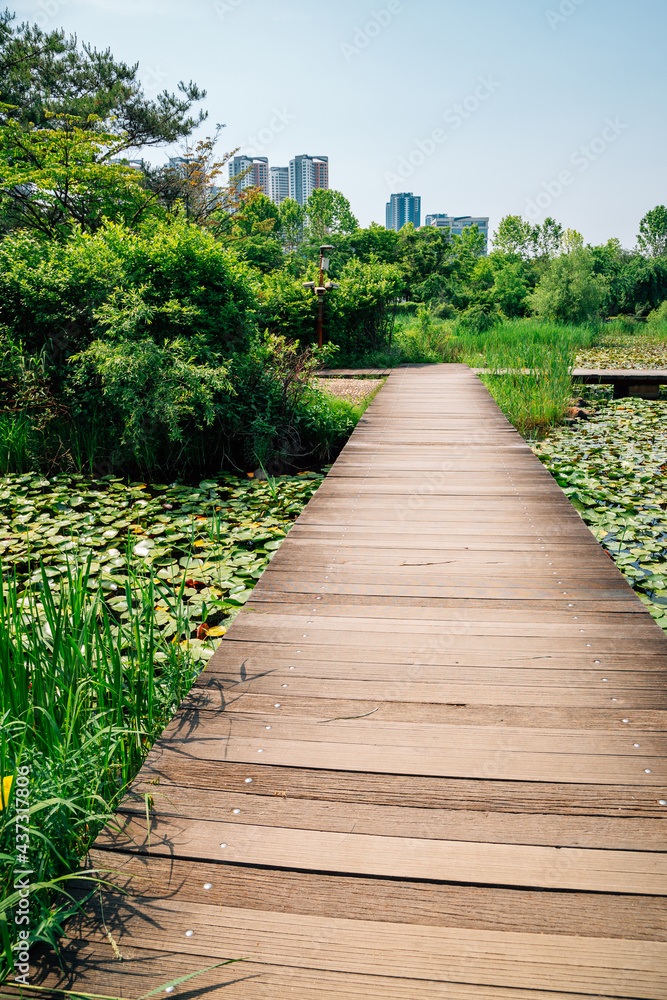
(27, 365, 667, 999)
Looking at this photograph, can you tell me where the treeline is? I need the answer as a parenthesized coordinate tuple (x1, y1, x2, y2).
(0, 10, 666, 477)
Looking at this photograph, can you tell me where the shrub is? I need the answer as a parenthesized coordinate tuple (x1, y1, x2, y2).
(66, 338, 233, 473)
(62, 332, 354, 477)
(529, 250, 607, 323)
(457, 298, 502, 333)
(328, 256, 404, 355)
(0, 218, 256, 366)
(255, 270, 317, 344)
(647, 300, 667, 329)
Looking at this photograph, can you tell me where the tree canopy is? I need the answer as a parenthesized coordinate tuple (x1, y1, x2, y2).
(0, 8, 206, 144)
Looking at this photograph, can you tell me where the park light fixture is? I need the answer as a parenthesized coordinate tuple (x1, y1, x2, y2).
(302, 245, 337, 349)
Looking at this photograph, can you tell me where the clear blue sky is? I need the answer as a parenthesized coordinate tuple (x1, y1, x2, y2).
(12, 0, 666, 247)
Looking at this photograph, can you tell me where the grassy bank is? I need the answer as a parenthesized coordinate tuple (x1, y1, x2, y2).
(0, 470, 321, 981)
(334, 313, 667, 437)
(380, 316, 595, 436)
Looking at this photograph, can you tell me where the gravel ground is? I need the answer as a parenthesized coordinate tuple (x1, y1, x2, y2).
(316, 377, 385, 405)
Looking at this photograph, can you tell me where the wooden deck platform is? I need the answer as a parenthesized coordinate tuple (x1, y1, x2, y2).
(28, 365, 667, 998)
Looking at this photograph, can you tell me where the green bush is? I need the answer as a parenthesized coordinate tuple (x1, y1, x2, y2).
(60, 332, 355, 476)
(457, 298, 502, 333)
(255, 270, 317, 344)
(0, 218, 256, 365)
(328, 256, 404, 355)
(647, 300, 667, 330)
(66, 338, 233, 473)
(529, 250, 607, 324)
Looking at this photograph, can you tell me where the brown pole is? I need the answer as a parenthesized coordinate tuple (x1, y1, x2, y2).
(317, 293, 324, 349)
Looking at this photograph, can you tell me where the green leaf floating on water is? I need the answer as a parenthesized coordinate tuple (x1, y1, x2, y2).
(0, 471, 323, 657)
(534, 395, 667, 631)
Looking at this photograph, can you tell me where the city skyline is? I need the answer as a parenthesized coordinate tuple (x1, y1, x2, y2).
(12, 0, 666, 249)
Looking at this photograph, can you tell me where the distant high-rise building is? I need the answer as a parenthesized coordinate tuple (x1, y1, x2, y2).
(110, 157, 143, 171)
(425, 213, 490, 252)
(270, 166, 289, 205)
(167, 156, 189, 175)
(229, 155, 269, 196)
(386, 192, 421, 231)
(289, 154, 329, 206)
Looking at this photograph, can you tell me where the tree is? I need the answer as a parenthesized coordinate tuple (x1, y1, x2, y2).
(528, 250, 607, 323)
(491, 214, 534, 258)
(228, 190, 280, 238)
(560, 228, 584, 254)
(0, 10, 208, 234)
(0, 10, 206, 143)
(221, 190, 283, 273)
(278, 198, 305, 255)
(451, 225, 487, 283)
(145, 132, 238, 226)
(333, 223, 399, 268)
(396, 225, 455, 299)
(0, 110, 155, 237)
(531, 217, 563, 259)
(492, 261, 530, 318)
(637, 205, 667, 258)
(305, 189, 359, 244)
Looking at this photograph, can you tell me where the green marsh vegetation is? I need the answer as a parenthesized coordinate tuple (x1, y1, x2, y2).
(0, 470, 322, 980)
(534, 389, 667, 628)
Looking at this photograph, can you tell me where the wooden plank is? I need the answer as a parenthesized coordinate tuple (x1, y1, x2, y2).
(97, 817, 667, 894)
(146, 732, 667, 785)
(116, 785, 665, 850)
(136, 755, 667, 818)
(23, 944, 655, 1000)
(81, 851, 667, 939)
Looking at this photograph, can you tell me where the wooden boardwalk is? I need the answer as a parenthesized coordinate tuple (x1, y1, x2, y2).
(31, 365, 667, 998)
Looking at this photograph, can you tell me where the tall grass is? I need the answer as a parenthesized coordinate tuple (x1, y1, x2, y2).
(392, 316, 598, 435)
(0, 556, 197, 981)
(0, 414, 37, 474)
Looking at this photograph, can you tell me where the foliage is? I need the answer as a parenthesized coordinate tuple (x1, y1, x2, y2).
(482, 345, 574, 436)
(0, 469, 321, 978)
(0, 108, 159, 238)
(457, 297, 502, 333)
(304, 188, 359, 244)
(647, 300, 667, 328)
(328, 256, 404, 355)
(333, 223, 400, 269)
(491, 214, 534, 258)
(256, 269, 316, 343)
(534, 395, 667, 629)
(0, 9, 206, 141)
(56, 331, 353, 477)
(395, 224, 455, 299)
(491, 260, 531, 317)
(278, 197, 305, 255)
(67, 338, 233, 472)
(0, 11, 207, 238)
(529, 249, 607, 324)
(531, 217, 563, 259)
(0, 217, 256, 361)
(637, 205, 667, 258)
(622, 255, 667, 313)
(146, 131, 239, 226)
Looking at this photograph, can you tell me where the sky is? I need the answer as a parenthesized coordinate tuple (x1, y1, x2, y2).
(11, 0, 667, 248)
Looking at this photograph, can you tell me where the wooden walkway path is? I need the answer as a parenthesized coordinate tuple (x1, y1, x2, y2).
(31, 364, 667, 998)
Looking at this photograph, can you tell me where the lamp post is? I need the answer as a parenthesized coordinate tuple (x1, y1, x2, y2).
(303, 244, 337, 349)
